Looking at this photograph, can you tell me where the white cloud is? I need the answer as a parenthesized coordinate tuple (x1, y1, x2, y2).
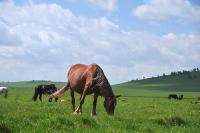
(0, 1, 200, 83)
(87, 0, 117, 11)
(132, 0, 200, 23)
(162, 33, 176, 40)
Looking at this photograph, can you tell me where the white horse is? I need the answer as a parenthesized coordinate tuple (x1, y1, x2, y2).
(0, 87, 8, 98)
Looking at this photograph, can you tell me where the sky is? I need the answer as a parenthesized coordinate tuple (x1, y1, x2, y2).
(0, 0, 200, 84)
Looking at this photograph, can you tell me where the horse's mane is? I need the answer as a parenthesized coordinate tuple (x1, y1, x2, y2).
(94, 65, 113, 96)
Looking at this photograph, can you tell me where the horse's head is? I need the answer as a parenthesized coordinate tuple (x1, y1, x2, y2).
(104, 95, 121, 115)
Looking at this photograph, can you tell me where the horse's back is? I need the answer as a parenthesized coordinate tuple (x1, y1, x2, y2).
(0, 87, 8, 90)
(67, 64, 99, 93)
(168, 94, 178, 99)
(0, 87, 8, 93)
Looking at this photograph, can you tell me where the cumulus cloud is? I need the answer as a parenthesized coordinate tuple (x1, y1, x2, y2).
(0, 1, 199, 83)
(132, 0, 200, 23)
(86, 0, 117, 11)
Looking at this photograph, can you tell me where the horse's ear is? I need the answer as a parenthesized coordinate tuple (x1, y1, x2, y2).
(115, 95, 121, 98)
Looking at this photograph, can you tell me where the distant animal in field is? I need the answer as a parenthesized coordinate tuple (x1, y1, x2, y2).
(0, 87, 8, 98)
(32, 84, 58, 102)
(168, 94, 178, 99)
(168, 94, 183, 100)
(195, 96, 200, 104)
(49, 63, 120, 115)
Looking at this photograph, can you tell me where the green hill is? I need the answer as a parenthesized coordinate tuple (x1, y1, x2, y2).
(114, 71, 200, 92)
(1, 70, 200, 93)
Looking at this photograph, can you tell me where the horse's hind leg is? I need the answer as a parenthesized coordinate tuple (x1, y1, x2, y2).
(70, 89, 75, 112)
(32, 88, 38, 101)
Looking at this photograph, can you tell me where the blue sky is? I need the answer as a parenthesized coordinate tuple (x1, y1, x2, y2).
(15, 0, 200, 33)
(0, 0, 200, 83)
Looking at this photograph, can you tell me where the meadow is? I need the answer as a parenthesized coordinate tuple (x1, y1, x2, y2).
(0, 74, 200, 133)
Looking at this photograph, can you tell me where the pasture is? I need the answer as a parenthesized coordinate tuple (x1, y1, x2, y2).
(0, 81, 200, 133)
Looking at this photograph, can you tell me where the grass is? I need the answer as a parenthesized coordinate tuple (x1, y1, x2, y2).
(0, 76, 200, 132)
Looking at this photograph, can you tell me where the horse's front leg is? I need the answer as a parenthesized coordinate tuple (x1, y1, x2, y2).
(39, 94, 42, 101)
(74, 85, 89, 114)
(91, 93, 98, 116)
(4, 92, 7, 98)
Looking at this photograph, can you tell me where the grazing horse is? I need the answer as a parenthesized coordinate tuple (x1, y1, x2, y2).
(49, 63, 120, 115)
(32, 84, 58, 102)
(168, 94, 178, 99)
(0, 87, 8, 98)
(195, 96, 200, 104)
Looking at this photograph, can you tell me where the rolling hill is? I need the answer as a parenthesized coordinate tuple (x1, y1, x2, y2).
(1, 70, 200, 93)
(114, 70, 200, 92)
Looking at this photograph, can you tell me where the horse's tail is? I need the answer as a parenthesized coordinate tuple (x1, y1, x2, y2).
(49, 83, 69, 98)
(32, 87, 38, 101)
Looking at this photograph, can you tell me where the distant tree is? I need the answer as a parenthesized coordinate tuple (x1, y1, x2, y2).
(182, 70, 188, 74)
(193, 68, 197, 72)
(163, 73, 166, 77)
(171, 72, 177, 76)
(178, 71, 182, 75)
(197, 68, 199, 71)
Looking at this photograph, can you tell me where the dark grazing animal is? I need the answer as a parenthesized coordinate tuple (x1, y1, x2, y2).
(32, 84, 58, 102)
(168, 94, 183, 100)
(195, 96, 200, 104)
(168, 94, 178, 99)
(0, 87, 8, 98)
(49, 63, 120, 115)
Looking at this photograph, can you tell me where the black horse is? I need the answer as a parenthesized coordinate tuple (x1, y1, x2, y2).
(168, 94, 183, 100)
(32, 84, 58, 102)
(168, 94, 178, 99)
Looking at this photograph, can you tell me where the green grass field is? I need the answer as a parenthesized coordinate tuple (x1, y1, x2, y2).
(0, 73, 200, 133)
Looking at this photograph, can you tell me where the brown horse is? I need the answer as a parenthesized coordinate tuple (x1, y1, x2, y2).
(49, 63, 120, 115)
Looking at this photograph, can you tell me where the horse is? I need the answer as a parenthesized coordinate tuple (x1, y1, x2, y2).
(49, 63, 120, 115)
(195, 96, 200, 104)
(0, 87, 8, 98)
(168, 94, 178, 99)
(32, 84, 58, 102)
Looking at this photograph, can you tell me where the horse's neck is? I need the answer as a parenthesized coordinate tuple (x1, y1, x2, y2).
(95, 65, 114, 97)
(100, 83, 114, 97)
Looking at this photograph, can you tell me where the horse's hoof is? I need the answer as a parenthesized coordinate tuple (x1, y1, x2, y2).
(73, 112, 80, 115)
(91, 114, 96, 117)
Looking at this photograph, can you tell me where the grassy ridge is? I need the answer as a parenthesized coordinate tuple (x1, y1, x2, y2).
(116, 71, 200, 92)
